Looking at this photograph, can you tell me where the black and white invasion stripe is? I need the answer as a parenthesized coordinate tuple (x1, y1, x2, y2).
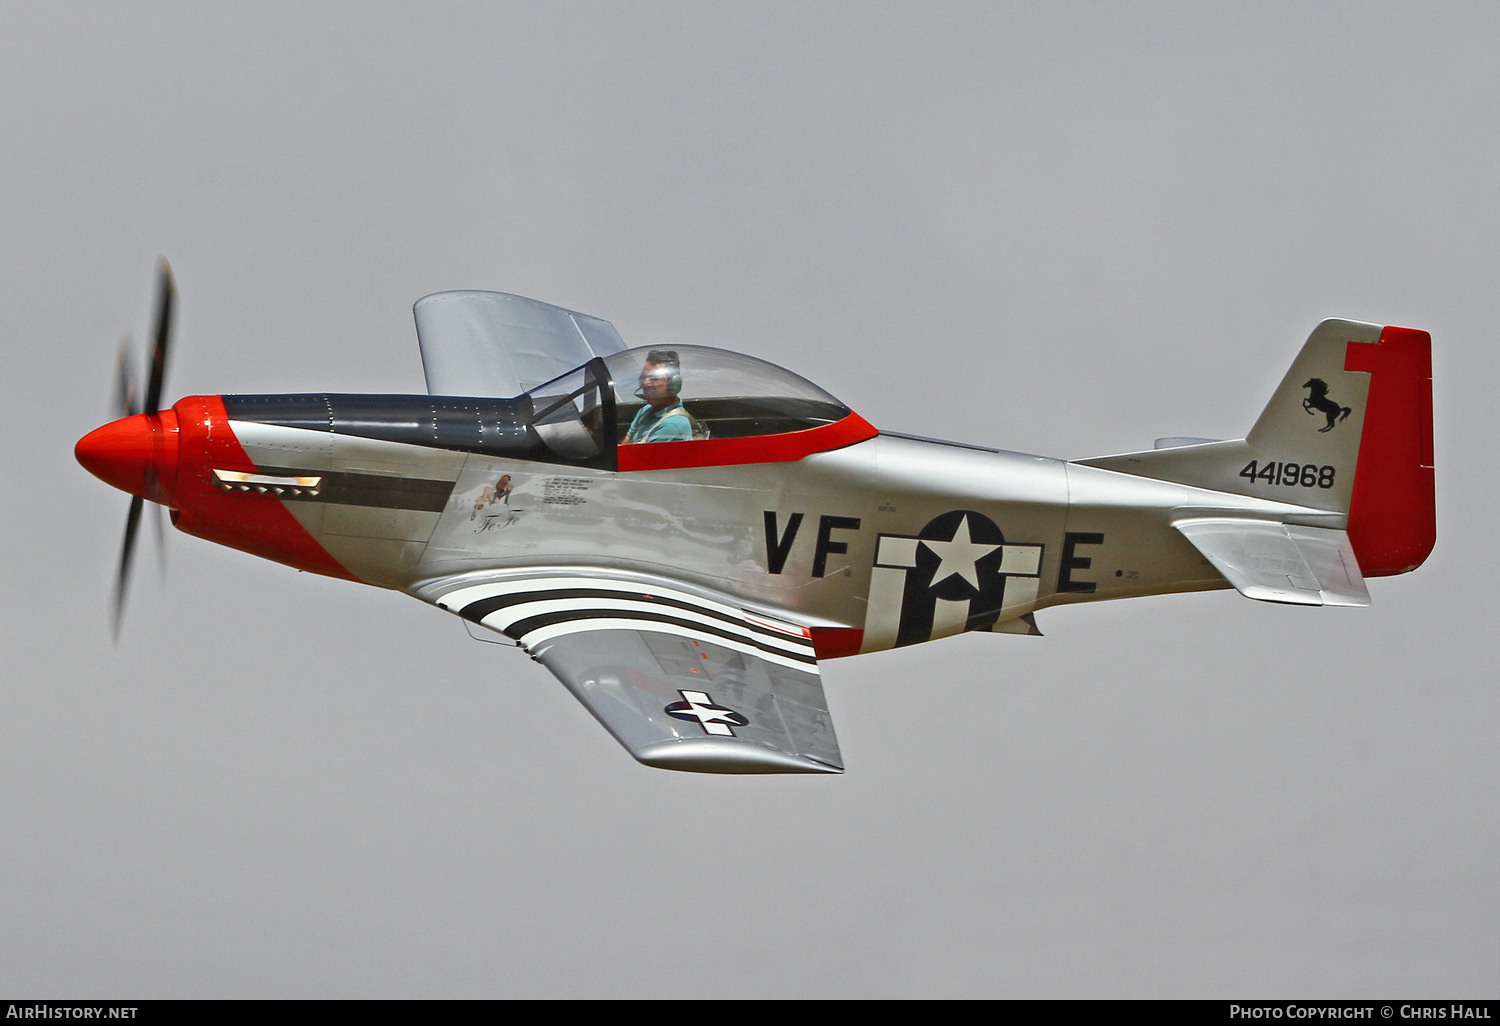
(434, 575, 817, 671)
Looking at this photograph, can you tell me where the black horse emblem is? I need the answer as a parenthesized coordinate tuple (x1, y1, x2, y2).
(1302, 378, 1351, 432)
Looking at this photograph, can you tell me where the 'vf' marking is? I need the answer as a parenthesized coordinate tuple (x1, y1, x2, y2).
(763, 511, 861, 577)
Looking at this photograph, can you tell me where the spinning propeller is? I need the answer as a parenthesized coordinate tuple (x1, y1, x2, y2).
(79, 260, 178, 639)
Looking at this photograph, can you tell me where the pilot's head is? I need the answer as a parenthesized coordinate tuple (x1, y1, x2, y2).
(638, 349, 682, 408)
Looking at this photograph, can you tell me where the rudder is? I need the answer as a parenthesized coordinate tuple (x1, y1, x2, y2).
(1342, 326, 1435, 575)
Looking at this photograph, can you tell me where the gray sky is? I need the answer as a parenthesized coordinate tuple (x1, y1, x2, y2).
(3, 1, 1496, 998)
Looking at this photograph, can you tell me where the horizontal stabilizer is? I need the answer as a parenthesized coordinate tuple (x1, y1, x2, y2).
(1175, 519, 1369, 607)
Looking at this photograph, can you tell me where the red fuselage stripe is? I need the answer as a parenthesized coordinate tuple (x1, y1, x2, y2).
(617, 413, 878, 472)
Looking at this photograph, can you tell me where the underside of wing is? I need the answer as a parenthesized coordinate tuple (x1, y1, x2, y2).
(1175, 519, 1370, 606)
(413, 291, 628, 398)
(414, 571, 843, 774)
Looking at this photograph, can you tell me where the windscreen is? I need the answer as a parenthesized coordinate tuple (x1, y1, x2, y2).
(522, 358, 612, 460)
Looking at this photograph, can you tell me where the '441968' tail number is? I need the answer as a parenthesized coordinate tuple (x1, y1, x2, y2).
(1239, 461, 1335, 489)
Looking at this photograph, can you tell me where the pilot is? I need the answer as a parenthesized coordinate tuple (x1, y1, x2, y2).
(623, 349, 697, 443)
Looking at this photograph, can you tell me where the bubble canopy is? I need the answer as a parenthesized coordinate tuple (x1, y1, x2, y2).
(520, 344, 875, 470)
(608, 345, 849, 435)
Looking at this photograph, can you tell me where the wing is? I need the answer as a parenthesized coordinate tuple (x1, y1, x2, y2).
(413, 571, 843, 773)
(1175, 519, 1370, 606)
(413, 291, 628, 398)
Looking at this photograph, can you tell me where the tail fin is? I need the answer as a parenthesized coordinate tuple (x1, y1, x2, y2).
(1075, 319, 1434, 577)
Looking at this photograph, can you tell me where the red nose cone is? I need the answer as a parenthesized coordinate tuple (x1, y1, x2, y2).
(75, 410, 180, 505)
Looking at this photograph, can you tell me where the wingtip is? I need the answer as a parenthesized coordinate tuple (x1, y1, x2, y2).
(636, 739, 843, 775)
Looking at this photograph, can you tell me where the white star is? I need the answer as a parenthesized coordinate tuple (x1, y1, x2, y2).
(671, 691, 744, 736)
(921, 515, 1001, 590)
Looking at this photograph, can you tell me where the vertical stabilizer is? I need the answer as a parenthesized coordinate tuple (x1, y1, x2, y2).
(1075, 320, 1434, 577)
(1242, 318, 1379, 508)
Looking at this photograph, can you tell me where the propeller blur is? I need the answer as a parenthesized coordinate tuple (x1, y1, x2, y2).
(79, 261, 175, 639)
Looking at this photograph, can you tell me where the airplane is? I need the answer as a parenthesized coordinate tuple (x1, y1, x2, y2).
(76, 262, 1436, 774)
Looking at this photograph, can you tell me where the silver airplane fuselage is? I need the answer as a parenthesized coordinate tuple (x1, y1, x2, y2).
(76, 296, 1435, 773)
